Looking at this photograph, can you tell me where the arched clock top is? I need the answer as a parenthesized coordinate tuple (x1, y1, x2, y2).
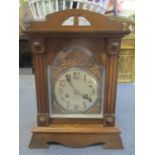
(52, 46, 97, 67)
(50, 46, 103, 80)
(24, 9, 130, 35)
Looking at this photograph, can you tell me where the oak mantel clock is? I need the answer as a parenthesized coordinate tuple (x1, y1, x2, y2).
(24, 9, 130, 149)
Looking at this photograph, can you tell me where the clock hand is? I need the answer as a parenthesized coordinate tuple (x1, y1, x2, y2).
(66, 75, 80, 95)
(66, 75, 92, 102)
(82, 94, 92, 102)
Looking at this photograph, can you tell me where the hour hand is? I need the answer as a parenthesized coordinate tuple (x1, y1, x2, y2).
(82, 94, 92, 102)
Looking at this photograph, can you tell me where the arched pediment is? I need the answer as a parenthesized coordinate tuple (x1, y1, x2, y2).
(26, 9, 130, 34)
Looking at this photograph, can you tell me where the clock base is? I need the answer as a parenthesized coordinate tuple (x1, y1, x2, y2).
(29, 124, 123, 149)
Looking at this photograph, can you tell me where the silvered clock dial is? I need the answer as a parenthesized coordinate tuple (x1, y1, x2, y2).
(54, 68, 98, 113)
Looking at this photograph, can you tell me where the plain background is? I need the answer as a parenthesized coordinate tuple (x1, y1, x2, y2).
(0, 0, 155, 155)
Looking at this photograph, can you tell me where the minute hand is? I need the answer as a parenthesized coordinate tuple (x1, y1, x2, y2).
(69, 81, 81, 95)
(69, 82, 92, 102)
(66, 75, 82, 95)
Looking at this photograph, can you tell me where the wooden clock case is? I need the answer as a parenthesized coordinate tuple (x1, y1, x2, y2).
(24, 9, 130, 149)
